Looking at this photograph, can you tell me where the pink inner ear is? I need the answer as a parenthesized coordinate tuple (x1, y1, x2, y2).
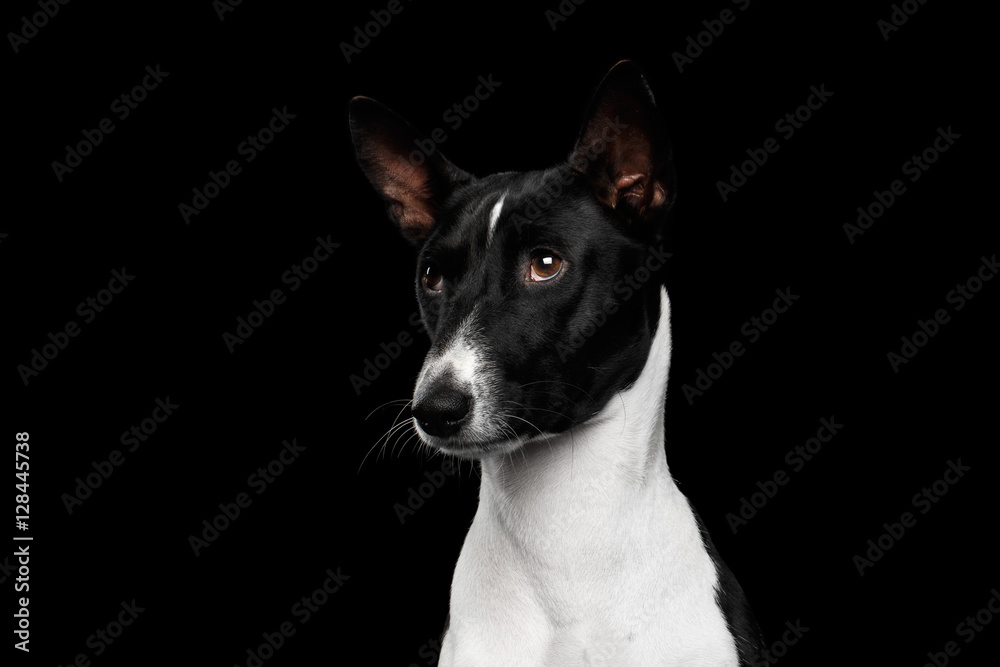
(615, 172, 668, 217)
(615, 173, 644, 190)
(380, 155, 437, 233)
(649, 182, 667, 208)
(395, 196, 435, 228)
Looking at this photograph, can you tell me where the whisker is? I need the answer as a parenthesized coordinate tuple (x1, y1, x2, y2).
(501, 400, 575, 424)
(392, 422, 420, 458)
(378, 416, 413, 451)
(502, 412, 546, 439)
(514, 389, 586, 411)
(393, 428, 422, 460)
(364, 398, 413, 421)
(359, 403, 413, 473)
(617, 390, 627, 438)
(517, 379, 596, 403)
(392, 422, 421, 459)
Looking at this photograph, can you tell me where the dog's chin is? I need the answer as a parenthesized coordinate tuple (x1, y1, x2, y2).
(415, 424, 544, 460)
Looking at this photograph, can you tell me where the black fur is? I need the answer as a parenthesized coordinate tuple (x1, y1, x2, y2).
(348, 61, 675, 454)
(692, 506, 767, 665)
(411, 168, 659, 447)
(350, 60, 764, 662)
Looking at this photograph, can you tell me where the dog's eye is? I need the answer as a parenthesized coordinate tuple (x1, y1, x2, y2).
(422, 266, 444, 291)
(528, 252, 563, 282)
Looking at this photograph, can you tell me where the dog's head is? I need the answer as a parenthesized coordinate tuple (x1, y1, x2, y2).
(349, 61, 676, 459)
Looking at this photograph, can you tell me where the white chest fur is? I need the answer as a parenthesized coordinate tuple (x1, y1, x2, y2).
(438, 289, 739, 667)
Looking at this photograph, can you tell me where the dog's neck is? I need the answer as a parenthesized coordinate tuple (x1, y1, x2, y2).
(447, 287, 740, 665)
(477, 287, 677, 561)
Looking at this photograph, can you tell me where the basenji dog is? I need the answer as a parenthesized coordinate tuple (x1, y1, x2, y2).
(350, 60, 765, 666)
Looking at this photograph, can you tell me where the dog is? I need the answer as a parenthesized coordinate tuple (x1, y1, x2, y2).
(350, 61, 765, 666)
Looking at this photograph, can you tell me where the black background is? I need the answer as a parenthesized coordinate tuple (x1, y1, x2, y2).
(5, 0, 996, 665)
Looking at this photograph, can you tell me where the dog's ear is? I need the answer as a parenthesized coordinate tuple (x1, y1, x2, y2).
(349, 96, 470, 246)
(568, 61, 676, 235)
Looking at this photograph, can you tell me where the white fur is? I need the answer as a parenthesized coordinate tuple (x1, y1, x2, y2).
(437, 289, 739, 666)
(486, 194, 506, 247)
(413, 307, 506, 454)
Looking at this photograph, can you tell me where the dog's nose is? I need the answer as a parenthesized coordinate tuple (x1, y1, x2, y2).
(412, 387, 472, 438)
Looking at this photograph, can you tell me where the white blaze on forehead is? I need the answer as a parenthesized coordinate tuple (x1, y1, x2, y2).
(486, 194, 506, 246)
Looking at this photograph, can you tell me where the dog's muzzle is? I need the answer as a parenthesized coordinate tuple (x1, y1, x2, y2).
(412, 384, 473, 438)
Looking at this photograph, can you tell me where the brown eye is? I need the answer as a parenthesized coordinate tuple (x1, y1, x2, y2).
(422, 266, 444, 291)
(528, 252, 563, 282)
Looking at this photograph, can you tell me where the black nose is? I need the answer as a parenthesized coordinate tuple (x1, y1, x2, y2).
(412, 387, 472, 438)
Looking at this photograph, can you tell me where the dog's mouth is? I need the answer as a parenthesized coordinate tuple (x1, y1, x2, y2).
(409, 380, 575, 459)
(413, 420, 545, 460)
(410, 371, 542, 458)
